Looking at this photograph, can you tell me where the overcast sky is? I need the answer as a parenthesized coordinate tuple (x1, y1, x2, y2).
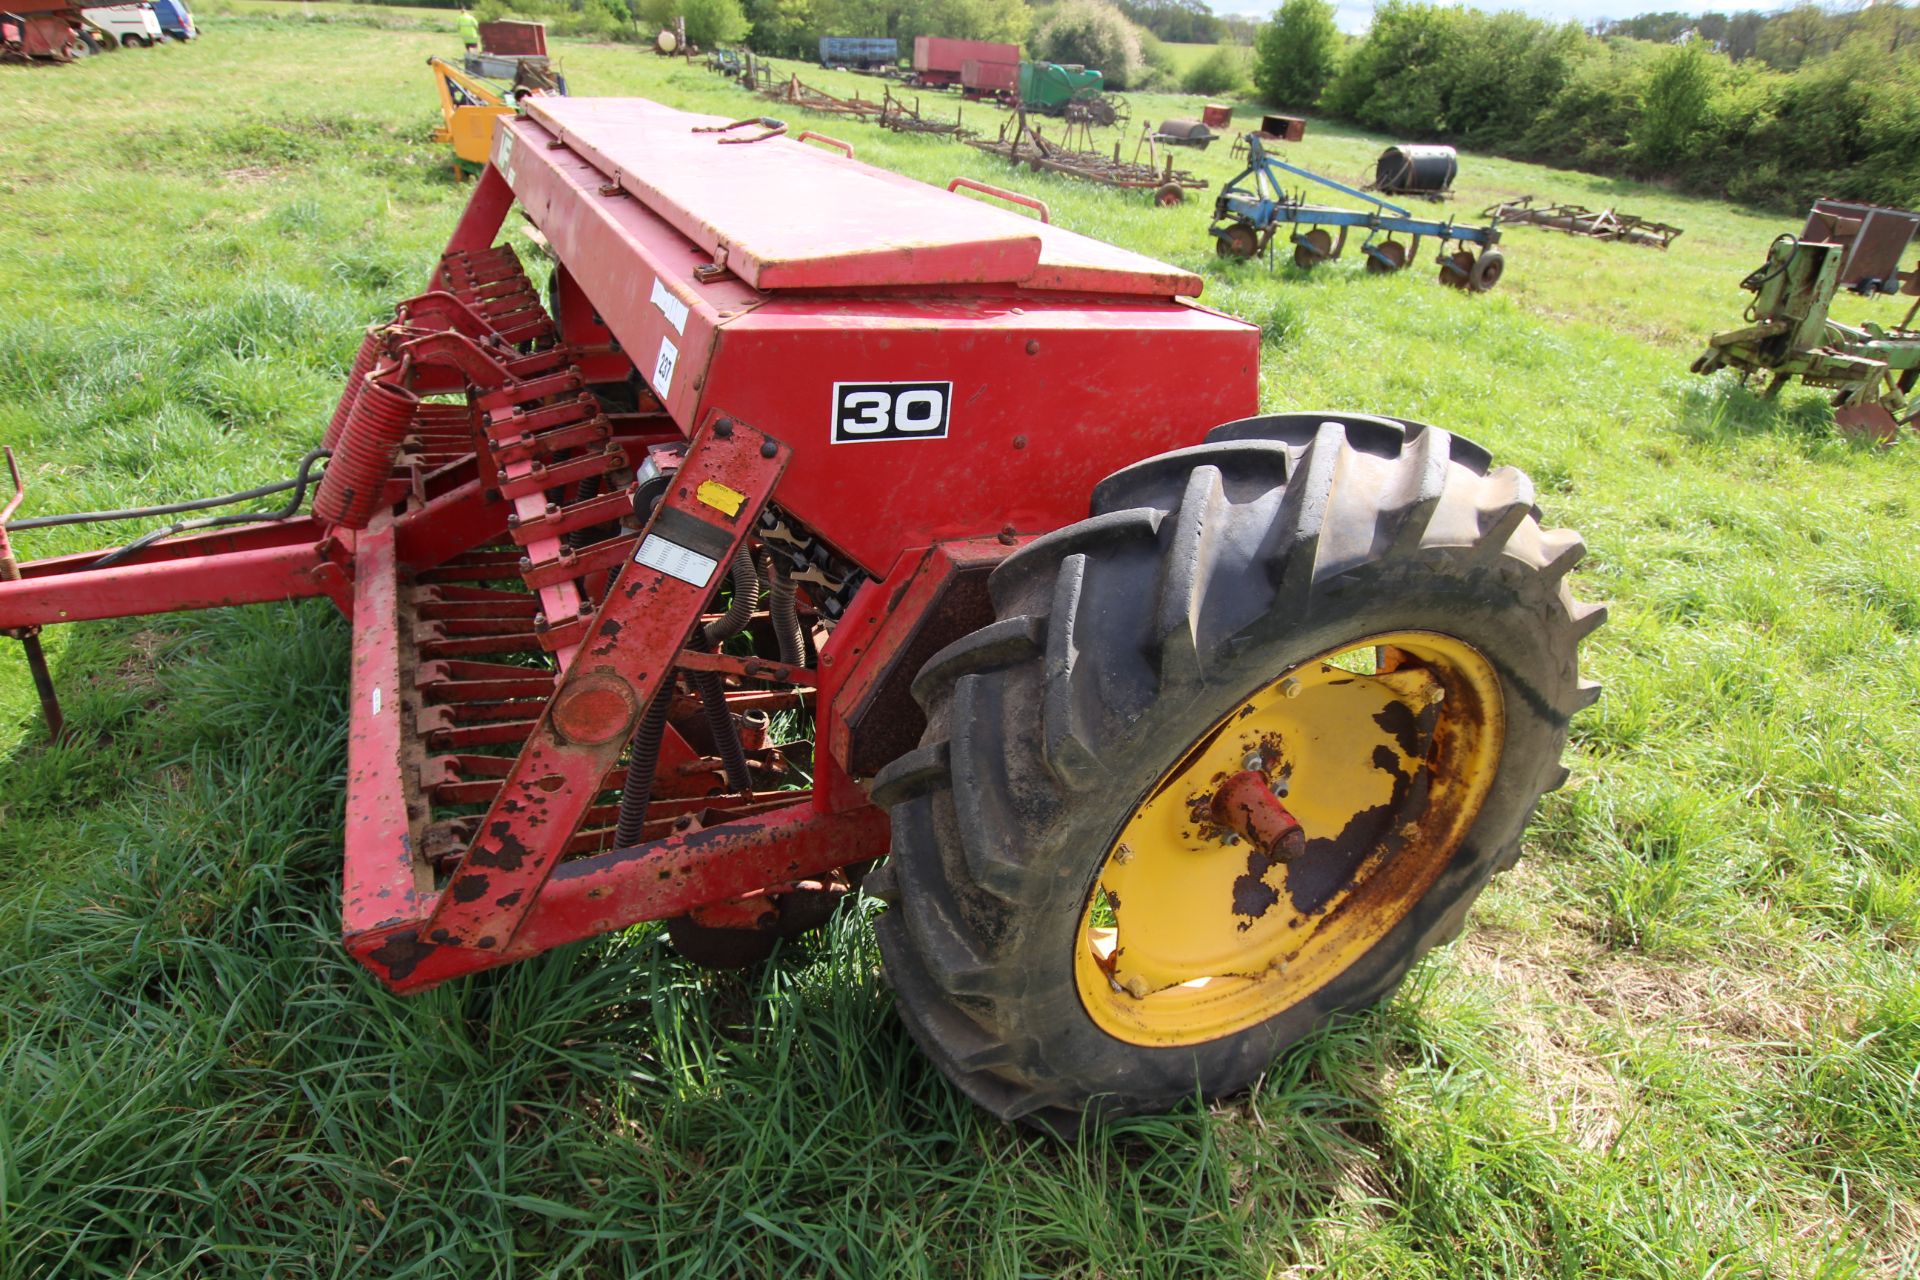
(1212, 0, 1770, 33)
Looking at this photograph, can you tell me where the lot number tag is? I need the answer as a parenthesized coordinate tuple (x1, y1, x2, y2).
(832, 381, 951, 443)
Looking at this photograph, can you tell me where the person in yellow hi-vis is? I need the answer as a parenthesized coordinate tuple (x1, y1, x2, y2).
(458, 7, 479, 52)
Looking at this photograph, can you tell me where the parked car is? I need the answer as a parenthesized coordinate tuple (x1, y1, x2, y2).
(82, 3, 164, 47)
(150, 0, 193, 39)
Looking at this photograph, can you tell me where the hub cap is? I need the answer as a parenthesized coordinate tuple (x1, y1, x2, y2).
(1074, 632, 1504, 1046)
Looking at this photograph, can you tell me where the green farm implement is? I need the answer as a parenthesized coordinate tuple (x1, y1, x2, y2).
(1693, 201, 1920, 442)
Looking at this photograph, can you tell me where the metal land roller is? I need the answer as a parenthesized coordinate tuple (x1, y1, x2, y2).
(0, 95, 1601, 1132)
(1213, 133, 1506, 290)
(1154, 119, 1214, 150)
(1374, 144, 1457, 198)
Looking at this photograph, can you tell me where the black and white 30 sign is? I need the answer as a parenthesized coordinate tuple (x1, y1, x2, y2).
(831, 381, 951, 443)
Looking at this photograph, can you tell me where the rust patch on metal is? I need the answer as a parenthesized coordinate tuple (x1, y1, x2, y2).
(468, 822, 531, 871)
(368, 930, 438, 983)
(1286, 746, 1428, 916)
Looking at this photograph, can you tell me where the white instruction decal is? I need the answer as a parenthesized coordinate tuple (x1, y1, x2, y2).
(634, 534, 718, 588)
(653, 336, 678, 397)
(494, 131, 516, 184)
(650, 278, 690, 334)
(371, 686, 382, 716)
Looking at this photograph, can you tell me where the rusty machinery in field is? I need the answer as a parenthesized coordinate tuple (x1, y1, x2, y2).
(0, 96, 1601, 1130)
(1693, 200, 1920, 442)
(1, 0, 88, 60)
(1213, 133, 1505, 290)
(967, 111, 1207, 206)
(1483, 195, 1682, 251)
(878, 88, 973, 140)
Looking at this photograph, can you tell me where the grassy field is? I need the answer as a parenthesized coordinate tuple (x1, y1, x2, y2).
(2, 8, 1918, 1277)
(1159, 39, 1239, 75)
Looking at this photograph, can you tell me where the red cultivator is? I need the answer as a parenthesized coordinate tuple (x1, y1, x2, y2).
(2, 96, 1598, 1128)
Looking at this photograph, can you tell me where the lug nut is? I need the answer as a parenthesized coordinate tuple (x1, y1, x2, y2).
(1280, 677, 1301, 698)
(1114, 842, 1135, 865)
(1124, 976, 1150, 999)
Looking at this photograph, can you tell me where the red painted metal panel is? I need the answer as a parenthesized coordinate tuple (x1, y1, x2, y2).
(521, 97, 1042, 292)
(497, 112, 1253, 576)
(516, 98, 1201, 297)
(825, 538, 1014, 781)
(699, 298, 1260, 575)
(494, 116, 752, 430)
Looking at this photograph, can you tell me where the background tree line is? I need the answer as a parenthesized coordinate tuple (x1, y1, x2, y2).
(1257, 0, 1920, 212)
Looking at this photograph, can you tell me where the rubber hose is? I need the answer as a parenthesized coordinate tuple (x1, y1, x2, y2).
(768, 560, 805, 667)
(694, 666, 753, 793)
(702, 543, 761, 645)
(696, 544, 762, 793)
(612, 693, 672, 849)
(612, 543, 763, 842)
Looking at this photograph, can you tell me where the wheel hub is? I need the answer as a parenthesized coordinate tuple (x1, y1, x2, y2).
(1074, 632, 1504, 1046)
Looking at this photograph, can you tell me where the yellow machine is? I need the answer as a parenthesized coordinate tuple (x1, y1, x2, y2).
(428, 56, 521, 179)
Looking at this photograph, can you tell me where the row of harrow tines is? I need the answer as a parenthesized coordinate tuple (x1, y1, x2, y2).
(1482, 195, 1683, 250)
(878, 88, 975, 139)
(966, 111, 1207, 205)
(323, 245, 842, 923)
(698, 50, 983, 143)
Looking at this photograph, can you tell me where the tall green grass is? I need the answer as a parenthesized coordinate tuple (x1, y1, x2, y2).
(1, 13, 1916, 1276)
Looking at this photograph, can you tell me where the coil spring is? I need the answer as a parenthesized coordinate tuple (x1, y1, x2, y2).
(322, 328, 384, 452)
(313, 377, 418, 530)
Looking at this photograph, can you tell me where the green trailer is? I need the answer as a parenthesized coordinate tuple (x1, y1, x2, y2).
(1018, 60, 1105, 116)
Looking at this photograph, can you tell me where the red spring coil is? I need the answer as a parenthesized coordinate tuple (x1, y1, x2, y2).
(313, 377, 418, 530)
(323, 328, 384, 452)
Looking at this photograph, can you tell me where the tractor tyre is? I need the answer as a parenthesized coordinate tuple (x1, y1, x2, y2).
(868, 412, 1601, 1132)
(96, 31, 117, 49)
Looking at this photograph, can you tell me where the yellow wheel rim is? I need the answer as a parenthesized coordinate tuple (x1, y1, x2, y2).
(1074, 631, 1504, 1047)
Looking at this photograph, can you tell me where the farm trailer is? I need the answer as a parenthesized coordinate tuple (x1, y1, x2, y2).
(818, 35, 895, 70)
(1, 0, 87, 60)
(0, 95, 1600, 1130)
(908, 35, 1016, 88)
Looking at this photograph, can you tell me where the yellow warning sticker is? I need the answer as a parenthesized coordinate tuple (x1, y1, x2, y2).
(696, 480, 747, 518)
